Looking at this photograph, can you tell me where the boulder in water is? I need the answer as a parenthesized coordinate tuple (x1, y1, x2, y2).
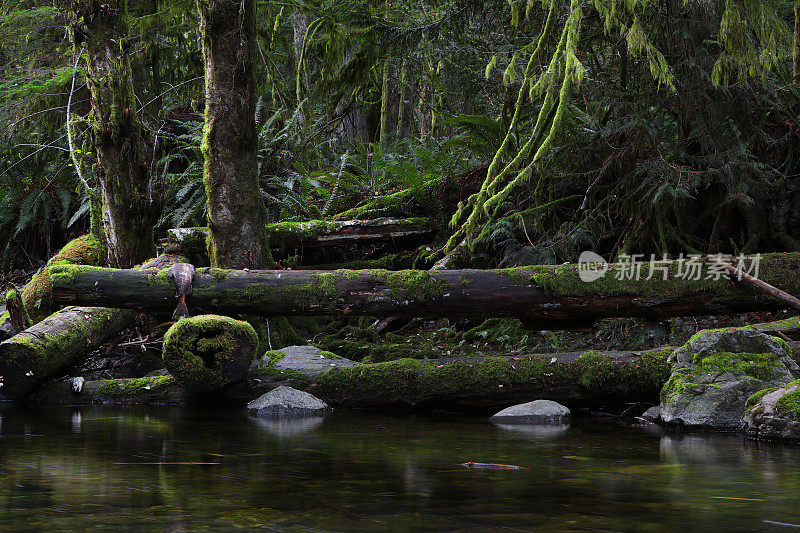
(247, 386, 329, 418)
(742, 380, 800, 441)
(660, 328, 798, 429)
(490, 399, 571, 424)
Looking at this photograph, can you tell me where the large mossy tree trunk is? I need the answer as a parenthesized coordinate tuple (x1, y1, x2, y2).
(198, 0, 270, 270)
(70, 0, 156, 268)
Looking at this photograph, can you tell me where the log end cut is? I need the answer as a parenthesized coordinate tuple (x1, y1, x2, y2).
(163, 314, 258, 392)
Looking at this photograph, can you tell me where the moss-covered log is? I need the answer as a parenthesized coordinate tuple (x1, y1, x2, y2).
(0, 306, 136, 399)
(26, 347, 673, 410)
(162, 315, 258, 392)
(0, 255, 182, 400)
(13, 235, 101, 325)
(50, 253, 800, 324)
(163, 218, 434, 254)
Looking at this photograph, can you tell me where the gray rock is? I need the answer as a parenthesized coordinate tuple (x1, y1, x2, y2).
(660, 328, 798, 429)
(742, 382, 800, 441)
(247, 386, 329, 418)
(641, 405, 662, 423)
(251, 345, 355, 376)
(69, 376, 84, 393)
(490, 399, 571, 424)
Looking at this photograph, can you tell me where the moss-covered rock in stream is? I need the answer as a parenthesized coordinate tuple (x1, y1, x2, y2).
(162, 315, 258, 392)
(659, 328, 799, 429)
(743, 380, 800, 441)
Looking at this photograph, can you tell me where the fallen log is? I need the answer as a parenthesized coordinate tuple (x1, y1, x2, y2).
(163, 218, 434, 254)
(50, 253, 800, 324)
(162, 315, 258, 392)
(26, 345, 674, 410)
(0, 255, 182, 400)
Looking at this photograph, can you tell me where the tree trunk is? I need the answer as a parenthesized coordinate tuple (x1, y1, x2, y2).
(379, 60, 391, 147)
(50, 254, 800, 324)
(0, 255, 181, 400)
(199, 0, 270, 270)
(795, 2, 800, 85)
(70, 0, 156, 267)
(26, 346, 673, 410)
(396, 59, 406, 140)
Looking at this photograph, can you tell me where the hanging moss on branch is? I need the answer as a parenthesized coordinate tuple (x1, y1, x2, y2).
(162, 315, 258, 392)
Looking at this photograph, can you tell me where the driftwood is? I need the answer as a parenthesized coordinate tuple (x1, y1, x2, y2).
(50, 253, 800, 325)
(27, 346, 674, 410)
(0, 255, 182, 400)
(163, 218, 433, 254)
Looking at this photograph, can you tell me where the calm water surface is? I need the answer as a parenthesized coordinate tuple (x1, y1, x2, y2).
(1, 406, 800, 531)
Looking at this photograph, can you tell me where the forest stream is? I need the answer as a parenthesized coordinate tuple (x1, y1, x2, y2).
(2, 406, 800, 532)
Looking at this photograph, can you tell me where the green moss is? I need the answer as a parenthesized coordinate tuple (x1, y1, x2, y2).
(251, 349, 311, 389)
(97, 375, 175, 397)
(776, 389, 800, 419)
(492, 255, 800, 303)
(314, 347, 672, 406)
(694, 352, 777, 381)
(354, 269, 448, 301)
(163, 314, 258, 392)
(49, 264, 117, 288)
(746, 387, 779, 408)
(660, 374, 699, 403)
(20, 269, 53, 323)
(316, 273, 337, 297)
(210, 268, 232, 281)
(46, 234, 100, 267)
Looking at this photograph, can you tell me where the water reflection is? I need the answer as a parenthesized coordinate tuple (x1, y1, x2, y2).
(249, 415, 325, 437)
(0, 406, 800, 531)
(493, 422, 570, 440)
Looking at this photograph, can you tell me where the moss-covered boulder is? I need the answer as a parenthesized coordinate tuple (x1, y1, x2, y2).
(742, 380, 800, 441)
(162, 315, 258, 392)
(660, 328, 799, 429)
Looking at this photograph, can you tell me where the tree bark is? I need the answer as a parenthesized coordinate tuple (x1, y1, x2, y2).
(26, 346, 674, 410)
(70, 0, 156, 267)
(198, 0, 270, 269)
(0, 255, 181, 400)
(50, 253, 800, 324)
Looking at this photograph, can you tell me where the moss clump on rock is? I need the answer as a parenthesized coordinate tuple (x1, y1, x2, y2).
(162, 314, 258, 392)
(776, 387, 800, 419)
